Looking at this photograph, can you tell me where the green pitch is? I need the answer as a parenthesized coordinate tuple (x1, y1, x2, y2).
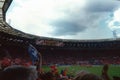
(42, 65, 120, 79)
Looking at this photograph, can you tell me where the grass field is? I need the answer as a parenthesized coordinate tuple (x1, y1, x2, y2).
(42, 65, 120, 79)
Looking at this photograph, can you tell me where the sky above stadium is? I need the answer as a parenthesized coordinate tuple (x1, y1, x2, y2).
(6, 0, 120, 40)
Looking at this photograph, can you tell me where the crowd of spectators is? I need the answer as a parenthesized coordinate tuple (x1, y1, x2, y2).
(0, 47, 120, 80)
(1, 54, 119, 68)
(0, 57, 32, 70)
(0, 63, 120, 80)
(0, 56, 120, 80)
(43, 55, 120, 65)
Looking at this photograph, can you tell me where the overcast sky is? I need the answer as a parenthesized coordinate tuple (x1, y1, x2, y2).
(6, 0, 120, 40)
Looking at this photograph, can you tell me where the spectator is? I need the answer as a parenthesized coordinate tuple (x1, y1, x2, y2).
(79, 73, 103, 80)
(74, 70, 103, 80)
(101, 64, 110, 80)
(38, 72, 56, 80)
(60, 68, 68, 79)
(0, 65, 38, 80)
(1, 57, 12, 70)
(74, 70, 89, 80)
(113, 76, 120, 80)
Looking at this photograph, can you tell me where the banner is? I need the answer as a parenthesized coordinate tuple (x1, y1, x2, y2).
(28, 44, 39, 64)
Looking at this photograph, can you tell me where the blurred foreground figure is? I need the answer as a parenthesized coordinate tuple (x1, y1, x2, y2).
(113, 76, 120, 80)
(0, 65, 38, 80)
(101, 64, 110, 80)
(74, 70, 103, 80)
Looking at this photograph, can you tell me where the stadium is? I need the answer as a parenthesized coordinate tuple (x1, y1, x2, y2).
(0, 0, 120, 80)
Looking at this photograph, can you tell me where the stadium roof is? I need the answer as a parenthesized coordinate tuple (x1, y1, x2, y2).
(0, 0, 13, 20)
(0, 0, 36, 39)
(0, 21, 35, 38)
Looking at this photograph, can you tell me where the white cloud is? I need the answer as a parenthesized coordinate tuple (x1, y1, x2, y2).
(6, 0, 120, 39)
(6, 0, 87, 37)
(108, 8, 120, 30)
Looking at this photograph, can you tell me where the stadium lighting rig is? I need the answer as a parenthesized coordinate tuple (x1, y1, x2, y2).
(112, 30, 117, 40)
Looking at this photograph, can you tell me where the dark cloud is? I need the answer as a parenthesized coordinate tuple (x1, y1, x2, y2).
(50, 20, 86, 36)
(86, 0, 120, 12)
(49, 0, 120, 36)
(50, 12, 108, 36)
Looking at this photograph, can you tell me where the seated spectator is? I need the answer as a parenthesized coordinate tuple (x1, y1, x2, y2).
(0, 65, 38, 80)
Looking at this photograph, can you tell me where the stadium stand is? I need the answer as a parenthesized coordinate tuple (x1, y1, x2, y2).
(0, 0, 120, 66)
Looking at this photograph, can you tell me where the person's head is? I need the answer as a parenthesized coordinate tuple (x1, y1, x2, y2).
(74, 70, 102, 80)
(79, 73, 103, 80)
(0, 65, 38, 80)
(39, 72, 56, 80)
(103, 64, 109, 72)
(113, 76, 120, 80)
(74, 70, 89, 80)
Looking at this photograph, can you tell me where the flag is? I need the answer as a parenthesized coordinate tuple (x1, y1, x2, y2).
(56, 42, 64, 47)
(28, 44, 39, 64)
